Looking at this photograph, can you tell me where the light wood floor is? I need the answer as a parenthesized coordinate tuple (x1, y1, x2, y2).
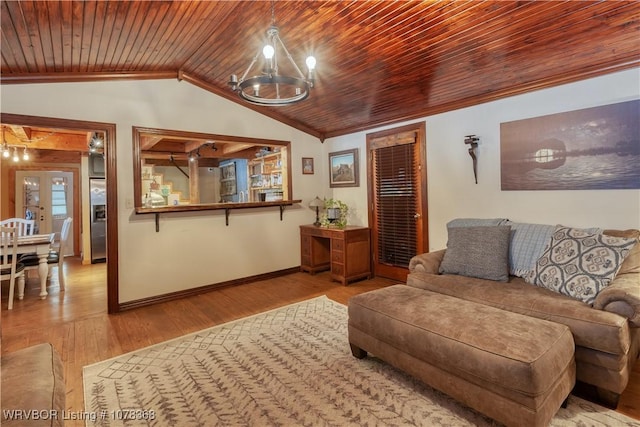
(2, 258, 639, 426)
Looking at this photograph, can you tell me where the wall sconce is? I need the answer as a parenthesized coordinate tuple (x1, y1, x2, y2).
(464, 135, 479, 184)
(308, 196, 324, 227)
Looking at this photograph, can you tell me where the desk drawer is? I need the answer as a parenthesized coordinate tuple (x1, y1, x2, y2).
(331, 263, 344, 277)
(331, 250, 344, 263)
(331, 239, 344, 252)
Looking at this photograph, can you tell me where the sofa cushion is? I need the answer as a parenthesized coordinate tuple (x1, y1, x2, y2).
(439, 225, 511, 282)
(603, 229, 640, 274)
(407, 271, 631, 356)
(526, 225, 637, 305)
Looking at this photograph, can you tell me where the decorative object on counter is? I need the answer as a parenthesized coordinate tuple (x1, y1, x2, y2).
(302, 157, 314, 174)
(464, 135, 479, 184)
(309, 196, 324, 226)
(329, 148, 359, 188)
(320, 198, 349, 228)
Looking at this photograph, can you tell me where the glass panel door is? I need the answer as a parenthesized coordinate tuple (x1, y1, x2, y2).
(16, 171, 74, 255)
(22, 175, 41, 234)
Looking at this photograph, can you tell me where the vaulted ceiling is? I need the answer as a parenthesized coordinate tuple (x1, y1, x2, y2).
(1, 1, 639, 140)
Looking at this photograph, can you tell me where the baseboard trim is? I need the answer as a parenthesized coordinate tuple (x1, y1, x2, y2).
(118, 267, 301, 312)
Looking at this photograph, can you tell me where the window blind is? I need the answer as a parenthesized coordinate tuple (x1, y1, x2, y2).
(374, 142, 417, 268)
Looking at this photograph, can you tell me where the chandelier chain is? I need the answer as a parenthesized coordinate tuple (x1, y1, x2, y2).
(270, 0, 276, 26)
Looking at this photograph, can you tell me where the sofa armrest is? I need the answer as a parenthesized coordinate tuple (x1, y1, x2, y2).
(593, 272, 640, 327)
(408, 249, 446, 274)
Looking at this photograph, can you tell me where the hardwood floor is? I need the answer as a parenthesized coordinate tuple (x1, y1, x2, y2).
(2, 257, 639, 426)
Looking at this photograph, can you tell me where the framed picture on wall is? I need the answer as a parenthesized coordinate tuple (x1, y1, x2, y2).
(501, 99, 640, 190)
(329, 148, 359, 187)
(302, 157, 314, 174)
(220, 162, 237, 196)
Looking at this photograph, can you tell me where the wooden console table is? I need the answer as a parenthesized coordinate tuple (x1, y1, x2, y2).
(300, 225, 371, 285)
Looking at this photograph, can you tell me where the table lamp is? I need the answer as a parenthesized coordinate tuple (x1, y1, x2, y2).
(309, 196, 324, 226)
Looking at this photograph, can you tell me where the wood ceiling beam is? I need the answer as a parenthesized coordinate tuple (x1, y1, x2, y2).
(220, 143, 256, 155)
(139, 136, 163, 151)
(8, 125, 30, 140)
(1, 127, 90, 151)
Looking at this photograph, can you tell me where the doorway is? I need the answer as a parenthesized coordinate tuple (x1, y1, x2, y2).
(1, 113, 119, 313)
(15, 170, 76, 256)
(367, 122, 428, 281)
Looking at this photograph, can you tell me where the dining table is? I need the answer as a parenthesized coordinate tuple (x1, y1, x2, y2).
(0, 233, 54, 299)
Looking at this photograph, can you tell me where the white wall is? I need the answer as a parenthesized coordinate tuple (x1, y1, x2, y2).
(2, 69, 638, 301)
(1, 79, 326, 302)
(326, 68, 640, 251)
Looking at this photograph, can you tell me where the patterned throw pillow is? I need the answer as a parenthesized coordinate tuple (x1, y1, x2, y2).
(525, 225, 638, 305)
(505, 221, 602, 278)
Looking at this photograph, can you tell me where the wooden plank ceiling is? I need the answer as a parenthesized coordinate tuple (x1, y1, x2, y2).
(1, 1, 639, 140)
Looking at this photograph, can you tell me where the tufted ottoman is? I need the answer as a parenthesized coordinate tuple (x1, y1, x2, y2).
(1, 343, 65, 427)
(348, 285, 576, 427)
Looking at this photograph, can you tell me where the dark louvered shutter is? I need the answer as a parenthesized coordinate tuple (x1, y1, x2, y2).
(374, 139, 417, 268)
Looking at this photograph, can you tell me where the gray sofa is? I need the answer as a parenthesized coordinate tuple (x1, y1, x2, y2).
(407, 220, 640, 407)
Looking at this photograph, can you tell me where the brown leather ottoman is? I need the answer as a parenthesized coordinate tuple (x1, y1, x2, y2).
(348, 285, 576, 427)
(1, 343, 65, 427)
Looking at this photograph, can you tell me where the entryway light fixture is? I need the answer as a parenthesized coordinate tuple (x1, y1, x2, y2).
(228, 1, 316, 106)
(2, 125, 31, 162)
(89, 132, 104, 153)
(1, 127, 10, 159)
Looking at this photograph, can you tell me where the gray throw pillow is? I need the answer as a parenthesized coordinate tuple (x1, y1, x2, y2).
(439, 225, 512, 282)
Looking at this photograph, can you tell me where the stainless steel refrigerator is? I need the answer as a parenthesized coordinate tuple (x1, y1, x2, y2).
(89, 178, 106, 263)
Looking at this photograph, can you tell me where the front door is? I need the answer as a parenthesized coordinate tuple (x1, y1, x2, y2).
(367, 122, 428, 281)
(15, 170, 74, 256)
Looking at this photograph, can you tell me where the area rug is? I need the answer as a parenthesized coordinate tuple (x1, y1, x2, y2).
(84, 296, 639, 427)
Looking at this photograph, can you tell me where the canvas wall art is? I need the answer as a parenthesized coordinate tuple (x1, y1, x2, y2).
(329, 148, 359, 187)
(501, 99, 639, 190)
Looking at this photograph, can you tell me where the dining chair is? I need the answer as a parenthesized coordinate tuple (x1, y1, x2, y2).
(1, 226, 26, 310)
(0, 218, 36, 236)
(20, 217, 72, 292)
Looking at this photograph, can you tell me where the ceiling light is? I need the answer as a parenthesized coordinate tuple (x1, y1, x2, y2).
(12, 147, 19, 162)
(89, 132, 104, 153)
(228, 1, 316, 106)
(22, 147, 29, 161)
(1, 127, 10, 158)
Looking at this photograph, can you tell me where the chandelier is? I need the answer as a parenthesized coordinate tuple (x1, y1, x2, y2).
(228, 2, 316, 106)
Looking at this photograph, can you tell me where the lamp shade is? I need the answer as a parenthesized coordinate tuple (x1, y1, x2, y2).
(309, 196, 323, 208)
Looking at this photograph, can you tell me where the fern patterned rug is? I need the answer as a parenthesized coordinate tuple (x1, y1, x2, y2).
(84, 296, 639, 427)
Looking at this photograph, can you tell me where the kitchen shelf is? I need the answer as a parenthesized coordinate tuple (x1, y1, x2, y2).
(135, 200, 302, 231)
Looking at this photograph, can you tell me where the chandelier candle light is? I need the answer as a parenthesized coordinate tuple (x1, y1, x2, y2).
(229, 2, 316, 106)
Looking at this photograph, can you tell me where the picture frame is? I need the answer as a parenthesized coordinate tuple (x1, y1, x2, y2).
(302, 157, 314, 175)
(500, 99, 640, 190)
(329, 148, 359, 188)
(220, 162, 237, 196)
